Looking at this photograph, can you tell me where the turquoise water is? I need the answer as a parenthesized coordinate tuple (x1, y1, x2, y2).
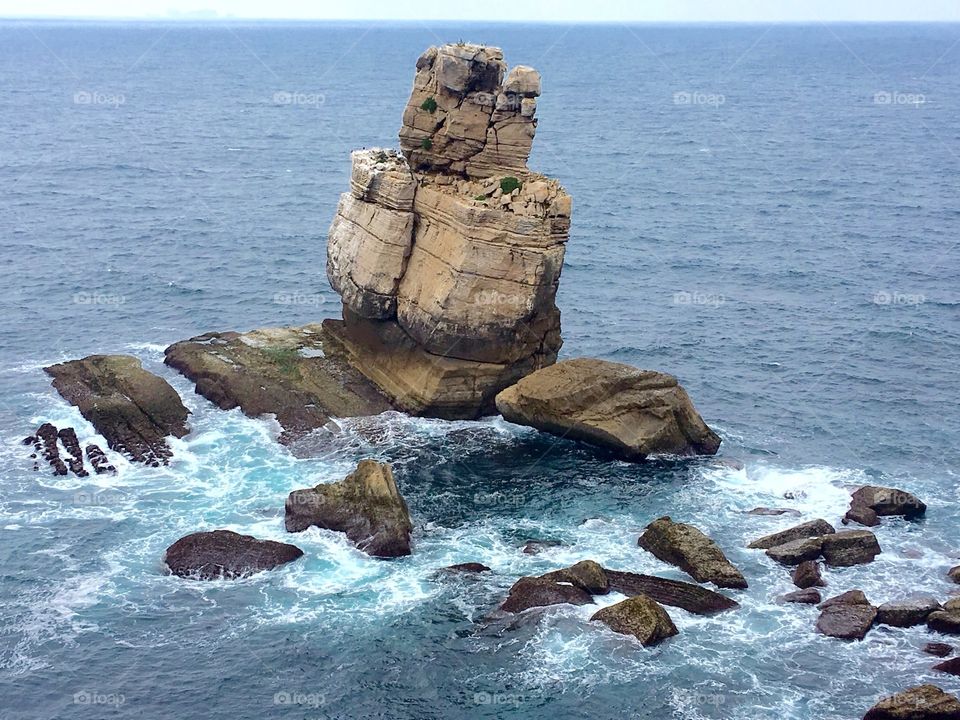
(1, 21, 959, 719)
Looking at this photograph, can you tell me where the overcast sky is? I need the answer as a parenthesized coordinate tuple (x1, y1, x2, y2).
(2, 0, 959, 22)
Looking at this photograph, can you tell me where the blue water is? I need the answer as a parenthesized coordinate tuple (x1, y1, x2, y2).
(2, 20, 960, 720)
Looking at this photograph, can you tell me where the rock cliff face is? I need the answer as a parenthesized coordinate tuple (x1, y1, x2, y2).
(325, 43, 571, 419)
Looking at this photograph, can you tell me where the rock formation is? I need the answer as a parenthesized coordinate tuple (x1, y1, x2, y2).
(495, 359, 721, 460)
(590, 595, 678, 647)
(792, 560, 826, 589)
(748, 519, 836, 550)
(164, 530, 304, 580)
(638, 516, 747, 589)
(876, 597, 941, 628)
(285, 459, 413, 558)
(604, 570, 738, 615)
(782, 588, 822, 604)
(851, 485, 926, 520)
(323, 43, 570, 418)
(816, 590, 877, 640)
(821, 530, 881, 567)
(45, 355, 189, 465)
(500, 576, 594, 613)
(863, 684, 960, 719)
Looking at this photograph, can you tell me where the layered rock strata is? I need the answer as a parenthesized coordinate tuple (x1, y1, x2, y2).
(325, 44, 570, 419)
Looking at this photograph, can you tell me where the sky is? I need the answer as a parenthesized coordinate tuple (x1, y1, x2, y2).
(2, 0, 959, 22)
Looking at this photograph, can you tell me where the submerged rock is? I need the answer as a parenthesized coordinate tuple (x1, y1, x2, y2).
(792, 560, 826, 589)
(638, 516, 746, 588)
(877, 597, 941, 628)
(165, 325, 391, 444)
(748, 519, 836, 550)
(164, 530, 304, 580)
(821, 530, 882, 567)
(816, 590, 877, 640)
(925, 643, 954, 658)
(45, 354, 189, 465)
(444, 562, 492, 574)
(933, 658, 960, 677)
(520, 540, 563, 555)
(745, 507, 802, 517)
(851, 485, 926, 520)
(782, 588, 822, 604)
(496, 359, 721, 461)
(863, 684, 960, 719)
(500, 576, 593, 613)
(285, 460, 413, 558)
(590, 595, 678, 647)
(605, 570, 739, 615)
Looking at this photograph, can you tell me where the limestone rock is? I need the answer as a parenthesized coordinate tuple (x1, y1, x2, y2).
(164, 530, 304, 580)
(637, 516, 747, 589)
(45, 355, 189, 466)
(863, 684, 960, 719)
(165, 325, 391, 445)
(590, 595, 678, 647)
(792, 560, 826, 589)
(821, 530, 882, 567)
(851, 485, 926, 519)
(500, 576, 593, 613)
(877, 597, 941, 627)
(285, 460, 413, 558)
(748, 519, 836, 550)
(604, 570, 739, 615)
(496, 359, 721, 460)
(765, 537, 825, 565)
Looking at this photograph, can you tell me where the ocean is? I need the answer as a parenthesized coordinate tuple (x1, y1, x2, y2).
(1, 20, 959, 719)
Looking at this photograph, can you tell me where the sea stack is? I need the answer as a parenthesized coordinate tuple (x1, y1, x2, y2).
(323, 43, 571, 419)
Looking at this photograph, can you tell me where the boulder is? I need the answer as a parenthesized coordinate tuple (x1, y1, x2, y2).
(844, 500, 879, 527)
(933, 658, 960, 677)
(165, 325, 391, 445)
(766, 537, 825, 566)
(45, 355, 189, 465)
(164, 530, 304, 580)
(604, 570, 738, 615)
(782, 588, 822, 604)
(946, 599, 960, 613)
(851, 485, 926, 519)
(444, 562, 491, 574)
(877, 597, 941, 627)
(821, 530, 881, 567)
(637, 516, 746, 588)
(925, 643, 954, 658)
(541, 560, 609, 595)
(949, 566, 960, 584)
(928, 611, 960, 635)
(816, 590, 877, 640)
(863, 684, 960, 719)
(792, 560, 826, 589)
(500, 576, 593, 613)
(748, 519, 836, 550)
(590, 595, 678, 647)
(285, 460, 413, 558)
(497, 359, 721, 460)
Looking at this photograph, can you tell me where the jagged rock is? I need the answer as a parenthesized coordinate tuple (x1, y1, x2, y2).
(851, 485, 926, 519)
(541, 560, 609, 594)
(637, 516, 746, 588)
(444, 562, 491, 574)
(165, 325, 391, 444)
(816, 590, 877, 640)
(164, 530, 304, 580)
(934, 658, 960, 677)
(863, 684, 960, 719)
(877, 597, 941, 627)
(745, 507, 802, 516)
(496, 359, 721, 460)
(926, 643, 954, 658)
(821, 530, 882, 567)
(950, 566, 960, 583)
(45, 355, 189, 465)
(783, 588, 822, 604)
(590, 595, 678, 647)
(929, 611, 960, 635)
(500, 576, 593, 613)
(285, 460, 412, 558)
(844, 500, 879, 527)
(85, 444, 115, 474)
(56, 427, 87, 476)
(748, 519, 836, 550)
(33, 423, 67, 475)
(765, 537, 825, 565)
(793, 560, 826, 589)
(605, 570, 738, 615)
